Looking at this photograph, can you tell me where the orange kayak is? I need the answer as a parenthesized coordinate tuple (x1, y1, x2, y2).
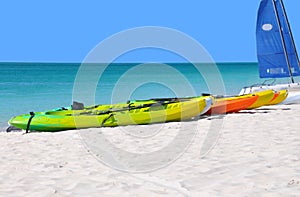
(205, 95, 258, 115)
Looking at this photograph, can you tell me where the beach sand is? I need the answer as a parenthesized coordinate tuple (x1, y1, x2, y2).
(0, 104, 299, 196)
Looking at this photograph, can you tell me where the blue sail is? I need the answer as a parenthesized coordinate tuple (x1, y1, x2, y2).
(256, 0, 300, 78)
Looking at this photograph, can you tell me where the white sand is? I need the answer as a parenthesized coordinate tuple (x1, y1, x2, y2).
(0, 104, 300, 196)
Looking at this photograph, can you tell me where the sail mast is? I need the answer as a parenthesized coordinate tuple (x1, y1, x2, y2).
(279, 0, 300, 73)
(272, 0, 295, 83)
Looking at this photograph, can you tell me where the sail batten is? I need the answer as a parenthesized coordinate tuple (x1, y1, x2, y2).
(256, 0, 300, 80)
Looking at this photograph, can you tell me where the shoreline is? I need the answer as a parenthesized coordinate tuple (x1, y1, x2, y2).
(0, 103, 299, 196)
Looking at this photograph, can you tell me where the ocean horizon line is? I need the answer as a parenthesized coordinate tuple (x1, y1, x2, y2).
(0, 61, 258, 64)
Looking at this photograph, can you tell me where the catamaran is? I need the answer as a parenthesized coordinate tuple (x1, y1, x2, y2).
(239, 0, 300, 103)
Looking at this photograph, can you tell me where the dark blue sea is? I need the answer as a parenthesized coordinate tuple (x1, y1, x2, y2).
(0, 62, 294, 130)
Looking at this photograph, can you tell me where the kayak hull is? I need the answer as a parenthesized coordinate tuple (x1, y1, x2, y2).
(267, 89, 288, 105)
(8, 96, 212, 132)
(205, 94, 258, 115)
(246, 90, 275, 109)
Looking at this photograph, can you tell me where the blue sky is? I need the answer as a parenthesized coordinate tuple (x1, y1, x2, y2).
(0, 0, 299, 62)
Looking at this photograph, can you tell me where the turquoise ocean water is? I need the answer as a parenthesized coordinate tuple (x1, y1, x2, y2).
(0, 62, 295, 131)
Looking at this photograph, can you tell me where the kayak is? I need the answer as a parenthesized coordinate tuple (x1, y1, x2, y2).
(246, 89, 275, 109)
(8, 96, 213, 132)
(205, 94, 258, 115)
(266, 89, 288, 105)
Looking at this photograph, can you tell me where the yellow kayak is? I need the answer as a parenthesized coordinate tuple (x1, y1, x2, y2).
(8, 96, 212, 132)
(267, 89, 288, 105)
(246, 89, 275, 109)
